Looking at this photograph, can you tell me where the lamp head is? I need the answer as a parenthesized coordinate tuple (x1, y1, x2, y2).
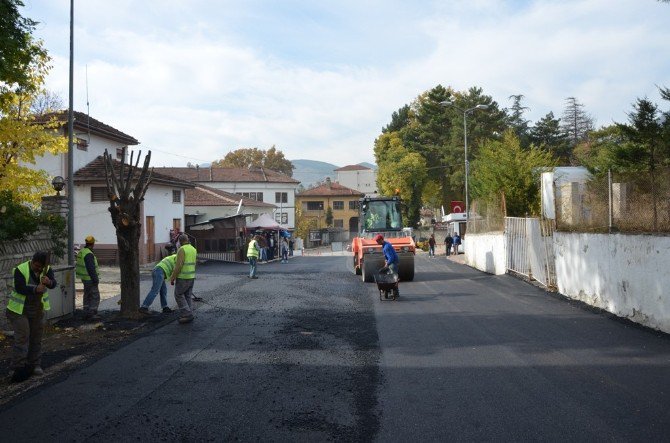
(475, 104, 489, 110)
(439, 100, 454, 106)
(51, 176, 65, 195)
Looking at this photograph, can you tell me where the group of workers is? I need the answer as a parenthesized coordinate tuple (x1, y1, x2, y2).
(6, 233, 198, 383)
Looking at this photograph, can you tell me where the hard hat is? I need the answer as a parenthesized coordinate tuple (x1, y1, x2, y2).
(374, 234, 384, 242)
(85, 235, 96, 244)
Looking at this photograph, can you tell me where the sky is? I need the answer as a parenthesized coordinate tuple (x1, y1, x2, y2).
(23, 0, 670, 167)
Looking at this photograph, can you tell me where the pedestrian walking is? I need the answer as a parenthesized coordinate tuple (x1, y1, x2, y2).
(170, 234, 197, 324)
(428, 234, 436, 257)
(453, 233, 461, 255)
(445, 235, 453, 256)
(6, 251, 57, 383)
(247, 235, 260, 278)
(138, 254, 176, 314)
(281, 237, 289, 263)
(76, 235, 101, 320)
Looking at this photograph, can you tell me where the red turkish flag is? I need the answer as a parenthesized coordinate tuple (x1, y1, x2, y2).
(450, 201, 464, 213)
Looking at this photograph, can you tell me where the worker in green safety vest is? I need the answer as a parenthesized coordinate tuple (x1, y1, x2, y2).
(170, 234, 197, 324)
(6, 251, 57, 383)
(138, 254, 176, 315)
(76, 235, 100, 320)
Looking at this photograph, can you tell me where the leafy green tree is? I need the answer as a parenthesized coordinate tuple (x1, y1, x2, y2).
(382, 104, 411, 133)
(325, 207, 333, 227)
(441, 87, 507, 205)
(374, 132, 427, 226)
(470, 130, 557, 216)
(212, 146, 294, 176)
(0, 51, 67, 205)
(506, 94, 531, 149)
(572, 125, 627, 172)
(530, 111, 570, 163)
(0, 0, 47, 103)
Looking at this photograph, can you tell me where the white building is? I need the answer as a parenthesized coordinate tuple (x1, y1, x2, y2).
(159, 166, 300, 229)
(184, 184, 277, 226)
(31, 111, 193, 264)
(333, 164, 377, 196)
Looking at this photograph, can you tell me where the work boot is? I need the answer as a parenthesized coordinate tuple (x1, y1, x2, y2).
(178, 315, 194, 324)
(138, 306, 150, 315)
(162, 306, 173, 313)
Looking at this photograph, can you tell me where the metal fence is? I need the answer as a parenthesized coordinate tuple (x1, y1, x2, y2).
(505, 217, 556, 289)
(556, 168, 670, 233)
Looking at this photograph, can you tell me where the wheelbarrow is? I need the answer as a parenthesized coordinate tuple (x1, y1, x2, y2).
(374, 268, 399, 301)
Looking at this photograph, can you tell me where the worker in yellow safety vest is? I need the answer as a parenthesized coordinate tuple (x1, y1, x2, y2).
(247, 235, 260, 279)
(138, 254, 176, 315)
(170, 234, 197, 324)
(6, 251, 57, 383)
(76, 235, 100, 320)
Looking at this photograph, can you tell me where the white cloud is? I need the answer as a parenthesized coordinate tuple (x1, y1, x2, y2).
(27, 0, 670, 167)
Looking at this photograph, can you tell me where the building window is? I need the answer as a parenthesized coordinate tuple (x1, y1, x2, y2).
(333, 201, 344, 210)
(306, 201, 324, 211)
(274, 212, 288, 224)
(239, 192, 264, 201)
(76, 137, 89, 151)
(116, 147, 125, 160)
(172, 190, 181, 203)
(349, 201, 360, 210)
(90, 187, 107, 202)
(275, 192, 288, 203)
(334, 219, 344, 228)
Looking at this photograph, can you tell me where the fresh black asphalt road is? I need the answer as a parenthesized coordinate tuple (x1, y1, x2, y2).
(1, 253, 669, 441)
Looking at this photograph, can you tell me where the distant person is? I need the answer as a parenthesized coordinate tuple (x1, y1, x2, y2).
(170, 234, 197, 324)
(428, 234, 436, 257)
(288, 238, 294, 257)
(76, 235, 101, 321)
(281, 237, 289, 263)
(374, 234, 400, 298)
(453, 233, 461, 254)
(139, 254, 176, 314)
(6, 251, 57, 382)
(445, 235, 453, 256)
(247, 235, 260, 279)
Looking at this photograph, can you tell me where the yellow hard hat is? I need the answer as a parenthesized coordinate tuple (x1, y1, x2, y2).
(85, 235, 96, 244)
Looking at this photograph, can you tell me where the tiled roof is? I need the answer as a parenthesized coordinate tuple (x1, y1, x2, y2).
(186, 185, 276, 208)
(333, 164, 372, 172)
(36, 110, 139, 145)
(297, 181, 364, 197)
(157, 166, 299, 184)
(73, 156, 194, 188)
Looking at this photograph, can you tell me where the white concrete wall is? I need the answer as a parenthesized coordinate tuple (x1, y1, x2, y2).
(143, 186, 184, 245)
(73, 184, 116, 244)
(464, 225, 670, 333)
(554, 232, 670, 333)
(464, 233, 507, 275)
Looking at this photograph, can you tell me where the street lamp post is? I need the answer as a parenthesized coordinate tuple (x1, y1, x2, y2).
(439, 100, 489, 222)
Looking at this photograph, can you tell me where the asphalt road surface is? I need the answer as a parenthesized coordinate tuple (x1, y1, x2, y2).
(1, 253, 669, 442)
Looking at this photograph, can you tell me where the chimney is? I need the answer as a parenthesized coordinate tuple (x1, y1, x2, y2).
(326, 177, 331, 188)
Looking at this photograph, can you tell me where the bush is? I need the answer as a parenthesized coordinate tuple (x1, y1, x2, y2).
(0, 190, 67, 258)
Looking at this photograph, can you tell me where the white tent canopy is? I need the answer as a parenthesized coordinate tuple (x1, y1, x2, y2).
(246, 213, 287, 230)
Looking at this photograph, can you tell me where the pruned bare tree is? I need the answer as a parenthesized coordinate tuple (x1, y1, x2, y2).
(102, 147, 153, 317)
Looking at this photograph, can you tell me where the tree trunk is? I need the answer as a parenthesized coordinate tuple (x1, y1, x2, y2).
(103, 148, 153, 319)
(117, 223, 141, 317)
